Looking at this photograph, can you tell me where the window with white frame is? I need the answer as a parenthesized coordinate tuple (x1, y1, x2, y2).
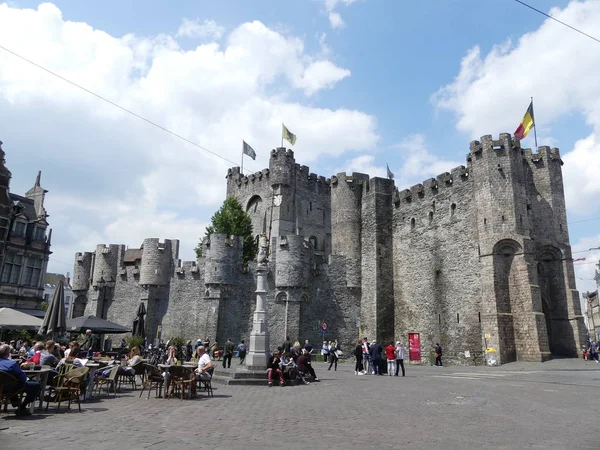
(24, 257, 43, 287)
(1, 253, 23, 284)
(33, 226, 45, 242)
(13, 221, 26, 238)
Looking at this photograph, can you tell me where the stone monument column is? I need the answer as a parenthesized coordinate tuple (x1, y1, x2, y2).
(245, 235, 270, 368)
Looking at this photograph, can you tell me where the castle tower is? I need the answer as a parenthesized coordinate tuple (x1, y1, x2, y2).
(203, 234, 243, 343)
(523, 146, 585, 356)
(268, 148, 297, 240)
(360, 176, 395, 343)
(87, 244, 125, 318)
(24, 171, 48, 220)
(470, 133, 546, 363)
(330, 172, 369, 288)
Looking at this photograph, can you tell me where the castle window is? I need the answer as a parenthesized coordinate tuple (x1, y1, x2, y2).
(478, 312, 481, 323)
(432, 201, 436, 211)
(559, 224, 563, 232)
(457, 313, 460, 323)
(309, 236, 318, 250)
(451, 203, 456, 216)
(519, 214, 523, 224)
(411, 218, 416, 230)
(484, 218, 487, 226)
(246, 195, 262, 214)
(438, 314, 441, 325)
(501, 215, 505, 222)
(428, 212, 433, 224)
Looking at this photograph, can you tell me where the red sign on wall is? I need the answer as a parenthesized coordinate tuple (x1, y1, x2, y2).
(408, 333, 421, 361)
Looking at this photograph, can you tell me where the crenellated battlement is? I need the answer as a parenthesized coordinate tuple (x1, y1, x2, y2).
(470, 133, 518, 155)
(394, 165, 469, 207)
(522, 146, 563, 166)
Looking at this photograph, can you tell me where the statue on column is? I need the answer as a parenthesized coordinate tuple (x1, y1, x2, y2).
(257, 233, 269, 266)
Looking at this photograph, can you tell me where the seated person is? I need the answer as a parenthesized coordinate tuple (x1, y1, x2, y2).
(0, 343, 40, 416)
(194, 346, 213, 382)
(266, 351, 284, 387)
(119, 347, 141, 375)
(64, 341, 80, 358)
(21, 342, 44, 367)
(280, 352, 310, 385)
(40, 341, 59, 367)
(56, 347, 85, 368)
(296, 349, 319, 382)
(162, 346, 179, 396)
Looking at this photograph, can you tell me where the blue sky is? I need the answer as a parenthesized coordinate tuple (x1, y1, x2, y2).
(1, 1, 599, 294)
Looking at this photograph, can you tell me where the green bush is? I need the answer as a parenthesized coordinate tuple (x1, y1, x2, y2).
(126, 335, 144, 351)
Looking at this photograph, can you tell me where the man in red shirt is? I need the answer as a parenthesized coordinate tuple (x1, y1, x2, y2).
(385, 342, 396, 377)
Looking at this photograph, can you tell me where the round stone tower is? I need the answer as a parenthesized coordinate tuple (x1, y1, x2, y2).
(72, 251, 93, 291)
(204, 234, 243, 285)
(330, 172, 369, 287)
(275, 234, 310, 288)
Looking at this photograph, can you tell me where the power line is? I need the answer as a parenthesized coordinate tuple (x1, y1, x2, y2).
(514, 0, 600, 44)
(0, 43, 246, 169)
(569, 216, 600, 225)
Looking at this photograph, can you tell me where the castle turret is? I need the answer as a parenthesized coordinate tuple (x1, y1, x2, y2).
(360, 176, 395, 343)
(203, 234, 243, 285)
(274, 234, 310, 288)
(269, 148, 297, 239)
(73, 251, 93, 291)
(91, 244, 124, 287)
(139, 238, 177, 286)
(330, 172, 369, 287)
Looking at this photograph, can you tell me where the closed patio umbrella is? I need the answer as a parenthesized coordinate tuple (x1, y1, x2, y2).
(40, 280, 67, 338)
(132, 302, 146, 338)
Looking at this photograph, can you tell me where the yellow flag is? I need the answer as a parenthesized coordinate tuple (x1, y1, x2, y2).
(282, 123, 297, 145)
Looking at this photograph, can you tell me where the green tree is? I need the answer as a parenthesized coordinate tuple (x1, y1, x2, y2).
(195, 196, 257, 267)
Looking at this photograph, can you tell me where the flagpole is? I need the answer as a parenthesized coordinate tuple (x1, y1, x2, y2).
(281, 124, 284, 148)
(241, 141, 244, 175)
(531, 96, 538, 149)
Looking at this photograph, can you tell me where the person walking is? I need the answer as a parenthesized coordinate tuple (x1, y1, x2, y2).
(222, 338, 236, 369)
(434, 343, 443, 367)
(237, 340, 247, 364)
(328, 341, 338, 371)
(321, 341, 330, 364)
(395, 341, 406, 376)
(354, 340, 363, 375)
(361, 337, 371, 374)
(385, 341, 396, 376)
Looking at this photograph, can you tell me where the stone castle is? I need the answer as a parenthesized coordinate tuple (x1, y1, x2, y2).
(73, 133, 586, 364)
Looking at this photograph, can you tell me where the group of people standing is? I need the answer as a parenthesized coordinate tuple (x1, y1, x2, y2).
(354, 338, 407, 376)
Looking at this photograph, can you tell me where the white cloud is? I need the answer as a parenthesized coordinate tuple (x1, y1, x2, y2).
(296, 60, 351, 95)
(432, 0, 600, 217)
(0, 3, 377, 272)
(322, 0, 360, 29)
(176, 18, 224, 40)
(328, 12, 345, 29)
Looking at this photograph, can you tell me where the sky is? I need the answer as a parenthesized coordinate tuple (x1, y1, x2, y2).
(1, 0, 599, 298)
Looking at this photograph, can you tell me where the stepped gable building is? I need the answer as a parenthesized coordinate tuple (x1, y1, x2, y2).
(73, 133, 586, 364)
(0, 141, 52, 316)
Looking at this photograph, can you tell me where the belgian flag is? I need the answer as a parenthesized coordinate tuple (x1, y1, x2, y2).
(514, 101, 535, 140)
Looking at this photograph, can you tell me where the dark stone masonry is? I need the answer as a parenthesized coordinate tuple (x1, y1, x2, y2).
(73, 133, 586, 364)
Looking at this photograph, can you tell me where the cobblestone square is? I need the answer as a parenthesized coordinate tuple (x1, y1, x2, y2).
(2, 359, 598, 450)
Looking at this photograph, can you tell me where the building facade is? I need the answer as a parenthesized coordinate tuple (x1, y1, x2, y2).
(0, 141, 52, 316)
(73, 133, 586, 364)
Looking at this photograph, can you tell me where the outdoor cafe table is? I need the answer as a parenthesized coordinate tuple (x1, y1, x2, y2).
(23, 368, 53, 414)
(84, 363, 100, 400)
